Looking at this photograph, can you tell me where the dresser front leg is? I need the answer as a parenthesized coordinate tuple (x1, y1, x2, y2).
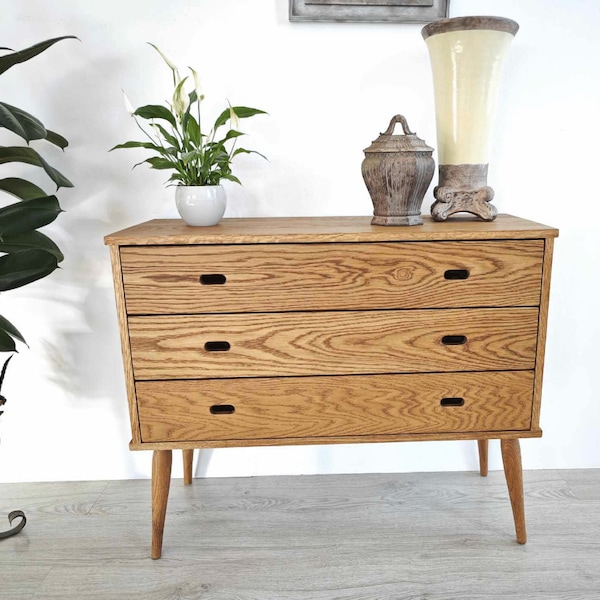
(151, 449, 172, 559)
(183, 449, 194, 485)
(477, 439, 489, 476)
(501, 438, 526, 544)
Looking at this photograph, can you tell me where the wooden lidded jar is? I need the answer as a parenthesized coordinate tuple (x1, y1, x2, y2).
(362, 115, 434, 226)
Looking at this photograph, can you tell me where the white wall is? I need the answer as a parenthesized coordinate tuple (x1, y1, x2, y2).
(1, 0, 598, 483)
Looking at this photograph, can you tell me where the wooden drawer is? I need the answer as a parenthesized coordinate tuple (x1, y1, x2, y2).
(136, 371, 534, 442)
(129, 307, 538, 380)
(120, 240, 543, 315)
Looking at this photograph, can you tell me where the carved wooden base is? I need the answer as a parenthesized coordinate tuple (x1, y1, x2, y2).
(431, 164, 497, 222)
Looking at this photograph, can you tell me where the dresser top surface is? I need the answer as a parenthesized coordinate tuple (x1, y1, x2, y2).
(104, 214, 558, 246)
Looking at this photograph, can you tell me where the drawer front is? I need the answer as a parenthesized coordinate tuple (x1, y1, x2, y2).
(129, 307, 538, 380)
(136, 371, 534, 442)
(120, 240, 544, 315)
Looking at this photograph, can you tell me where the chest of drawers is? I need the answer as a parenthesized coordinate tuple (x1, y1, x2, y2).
(105, 214, 557, 559)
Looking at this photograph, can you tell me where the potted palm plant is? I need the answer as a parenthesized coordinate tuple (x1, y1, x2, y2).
(0, 35, 75, 539)
(112, 44, 267, 226)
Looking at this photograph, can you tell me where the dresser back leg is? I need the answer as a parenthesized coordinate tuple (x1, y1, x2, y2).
(183, 449, 194, 485)
(501, 438, 527, 544)
(477, 439, 489, 476)
(152, 449, 173, 559)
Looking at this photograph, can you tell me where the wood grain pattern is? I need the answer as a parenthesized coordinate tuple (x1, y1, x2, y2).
(151, 450, 172, 559)
(109, 246, 141, 444)
(129, 428, 543, 450)
(531, 237, 555, 428)
(182, 449, 194, 485)
(478, 439, 489, 476)
(128, 307, 539, 380)
(501, 438, 527, 544)
(121, 240, 544, 315)
(104, 214, 558, 247)
(136, 371, 534, 443)
(104, 214, 558, 557)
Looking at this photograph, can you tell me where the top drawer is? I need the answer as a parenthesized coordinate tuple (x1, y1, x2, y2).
(120, 240, 544, 315)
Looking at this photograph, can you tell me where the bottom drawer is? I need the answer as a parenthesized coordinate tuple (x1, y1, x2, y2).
(136, 371, 533, 442)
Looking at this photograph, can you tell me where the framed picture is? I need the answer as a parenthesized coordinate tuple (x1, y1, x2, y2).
(289, 0, 449, 23)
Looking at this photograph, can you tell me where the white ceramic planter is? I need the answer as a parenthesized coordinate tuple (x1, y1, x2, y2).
(175, 185, 226, 226)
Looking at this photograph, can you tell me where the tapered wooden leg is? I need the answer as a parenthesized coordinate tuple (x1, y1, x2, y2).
(477, 439, 489, 477)
(183, 449, 194, 485)
(151, 449, 172, 559)
(501, 438, 527, 544)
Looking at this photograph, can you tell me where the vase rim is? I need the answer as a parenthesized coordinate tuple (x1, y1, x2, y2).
(422, 16, 519, 40)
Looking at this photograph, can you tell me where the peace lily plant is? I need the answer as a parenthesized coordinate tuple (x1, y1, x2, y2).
(112, 44, 266, 224)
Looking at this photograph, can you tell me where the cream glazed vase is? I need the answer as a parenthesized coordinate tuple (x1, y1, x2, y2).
(422, 16, 519, 221)
(175, 185, 226, 226)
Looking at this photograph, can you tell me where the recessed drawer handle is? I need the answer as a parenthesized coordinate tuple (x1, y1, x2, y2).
(204, 341, 231, 352)
(210, 404, 235, 415)
(441, 335, 467, 345)
(444, 269, 470, 280)
(440, 397, 465, 407)
(200, 274, 227, 285)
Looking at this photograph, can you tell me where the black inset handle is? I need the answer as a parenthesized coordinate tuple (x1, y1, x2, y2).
(444, 269, 470, 280)
(200, 274, 227, 285)
(210, 404, 235, 415)
(204, 341, 231, 352)
(440, 397, 465, 407)
(442, 335, 467, 345)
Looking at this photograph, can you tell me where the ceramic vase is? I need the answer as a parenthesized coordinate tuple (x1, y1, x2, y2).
(362, 115, 435, 226)
(175, 185, 226, 226)
(422, 16, 519, 221)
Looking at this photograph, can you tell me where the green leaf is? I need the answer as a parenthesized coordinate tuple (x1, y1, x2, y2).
(0, 36, 79, 76)
(180, 149, 201, 165)
(0, 102, 47, 142)
(185, 114, 201, 147)
(217, 129, 245, 144)
(0, 230, 63, 262)
(110, 140, 164, 151)
(232, 147, 268, 160)
(219, 173, 242, 185)
(0, 178, 46, 200)
(0, 315, 26, 347)
(45, 129, 69, 150)
(144, 157, 178, 170)
(0, 196, 62, 237)
(150, 123, 180, 149)
(0, 248, 59, 291)
(0, 147, 73, 189)
(134, 105, 177, 128)
(213, 106, 267, 130)
(0, 328, 17, 352)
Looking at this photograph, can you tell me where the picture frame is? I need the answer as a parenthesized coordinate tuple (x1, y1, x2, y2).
(289, 0, 450, 23)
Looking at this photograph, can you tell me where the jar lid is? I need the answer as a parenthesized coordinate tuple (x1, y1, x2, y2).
(364, 115, 434, 154)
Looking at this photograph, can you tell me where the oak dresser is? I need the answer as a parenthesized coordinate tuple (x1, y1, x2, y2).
(105, 214, 558, 559)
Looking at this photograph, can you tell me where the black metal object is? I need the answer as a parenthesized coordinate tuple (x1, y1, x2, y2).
(0, 511, 26, 539)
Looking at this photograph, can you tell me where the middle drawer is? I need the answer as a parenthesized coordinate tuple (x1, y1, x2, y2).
(129, 307, 538, 380)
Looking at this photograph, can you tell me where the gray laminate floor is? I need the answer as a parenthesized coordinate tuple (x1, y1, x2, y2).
(1, 468, 599, 599)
